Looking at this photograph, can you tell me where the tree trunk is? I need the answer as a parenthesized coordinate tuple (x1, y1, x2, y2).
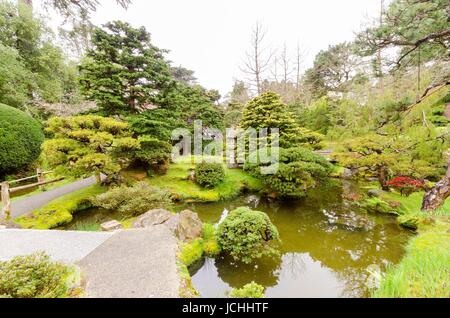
(422, 158, 450, 211)
(378, 165, 389, 191)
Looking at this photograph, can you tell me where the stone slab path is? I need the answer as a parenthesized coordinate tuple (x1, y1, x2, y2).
(0, 229, 113, 263)
(10, 176, 100, 219)
(78, 227, 179, 298)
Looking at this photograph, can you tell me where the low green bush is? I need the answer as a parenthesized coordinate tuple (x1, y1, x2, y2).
(217, 207, 280, 264)
(0, 252, 79, 298)
(91, 181, 172, 216)
(195, 162, 225, 188)
(0, 103, 44, 176)
(229, 282, 265, 298)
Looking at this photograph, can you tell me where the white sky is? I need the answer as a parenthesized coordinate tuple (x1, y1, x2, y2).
(40, 0, 388, 96)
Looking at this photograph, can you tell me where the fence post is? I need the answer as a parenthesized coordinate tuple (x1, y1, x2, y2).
(1, 182, 11, 221)
(37, 168, 45, 190)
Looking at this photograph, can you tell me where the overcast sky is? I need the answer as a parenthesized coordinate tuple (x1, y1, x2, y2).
(43, 0, 388, 96)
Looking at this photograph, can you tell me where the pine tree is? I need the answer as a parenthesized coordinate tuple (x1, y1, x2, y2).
(79, 21, 173, 115)
(240, 92, 321, 148)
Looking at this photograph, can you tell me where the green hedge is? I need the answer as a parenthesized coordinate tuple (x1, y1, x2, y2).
(0, 104, 44, 176)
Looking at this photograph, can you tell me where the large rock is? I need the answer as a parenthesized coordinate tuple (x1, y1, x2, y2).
(101, 220, 124, 232)
(133, 209, 174, 228)
(164, 210, 203, 242)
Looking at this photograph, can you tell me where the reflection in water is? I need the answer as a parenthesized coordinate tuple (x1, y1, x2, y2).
(186, 181, 412, 298)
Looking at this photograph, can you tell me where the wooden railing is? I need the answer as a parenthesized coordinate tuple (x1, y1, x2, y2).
(0, 169, 64, 221)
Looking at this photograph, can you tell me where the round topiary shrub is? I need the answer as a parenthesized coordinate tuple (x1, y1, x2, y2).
(217, 207, 280, 264)
(0, 104, 44, 176)
(195, 162, 225, 188)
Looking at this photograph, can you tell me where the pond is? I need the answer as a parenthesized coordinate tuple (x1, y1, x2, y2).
(65, 180, 412, 298)
(179, 180, 412, 298)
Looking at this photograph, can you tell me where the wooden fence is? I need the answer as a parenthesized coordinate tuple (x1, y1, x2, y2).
(0, 169, 63, 221)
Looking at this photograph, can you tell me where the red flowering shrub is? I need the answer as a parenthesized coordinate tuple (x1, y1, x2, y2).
(386, 176, 425, 196)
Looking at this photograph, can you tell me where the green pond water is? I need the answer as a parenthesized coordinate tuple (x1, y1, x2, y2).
(65, 180, 412, 298)
(180, 181, 412, 298)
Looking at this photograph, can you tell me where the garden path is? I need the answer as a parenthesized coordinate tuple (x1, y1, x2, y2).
(10, 175, 103, 219)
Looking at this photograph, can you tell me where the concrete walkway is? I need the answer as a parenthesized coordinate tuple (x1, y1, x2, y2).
(0, 229, 113, 263)
(0, 227, 180, 298)
(78, 227, 179, 298)
(10, 176, 100, 219)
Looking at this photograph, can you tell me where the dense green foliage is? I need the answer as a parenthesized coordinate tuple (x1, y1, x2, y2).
(42, 115, 139, 179)
(91, 182, 172, 216)
(217, 207, 280, 264)
(0, 252, 78, 298)
(304, 42, 363, 97)
(79, 21, 173, 114)
(333, 131, 446, 188)
(0, 103, 44, 176)
(195, 162, 225, 188)
(229, 282, 265, 298)
(240, 92, 323, 149)
(245, 147, 333, 199)
(133, 136, 172, 174)
(357, 0, 449, 66)
(0, 2, 80, 109)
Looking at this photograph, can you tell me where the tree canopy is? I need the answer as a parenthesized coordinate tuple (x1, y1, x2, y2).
(79, 21, 173, 114)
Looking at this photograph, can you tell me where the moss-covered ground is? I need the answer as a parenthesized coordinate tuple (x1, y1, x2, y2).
(147, 156, 263, 202)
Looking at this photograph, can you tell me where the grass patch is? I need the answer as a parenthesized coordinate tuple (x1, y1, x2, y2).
(14, 185, 107, 230)
(373, 228, 450, 298)
(147, 156, 263, 202)
(363, 183, 450, 298)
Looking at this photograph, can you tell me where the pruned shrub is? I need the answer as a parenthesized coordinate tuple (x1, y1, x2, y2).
(92, 182, 172, 216)
(0, 252, 78, 298)
(230, 282, 265, 298)
(217, 207, 280, 264)
(195, 162, 225, 188)
(0, 103, 44, 176)
(244, 147, 333, 199)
